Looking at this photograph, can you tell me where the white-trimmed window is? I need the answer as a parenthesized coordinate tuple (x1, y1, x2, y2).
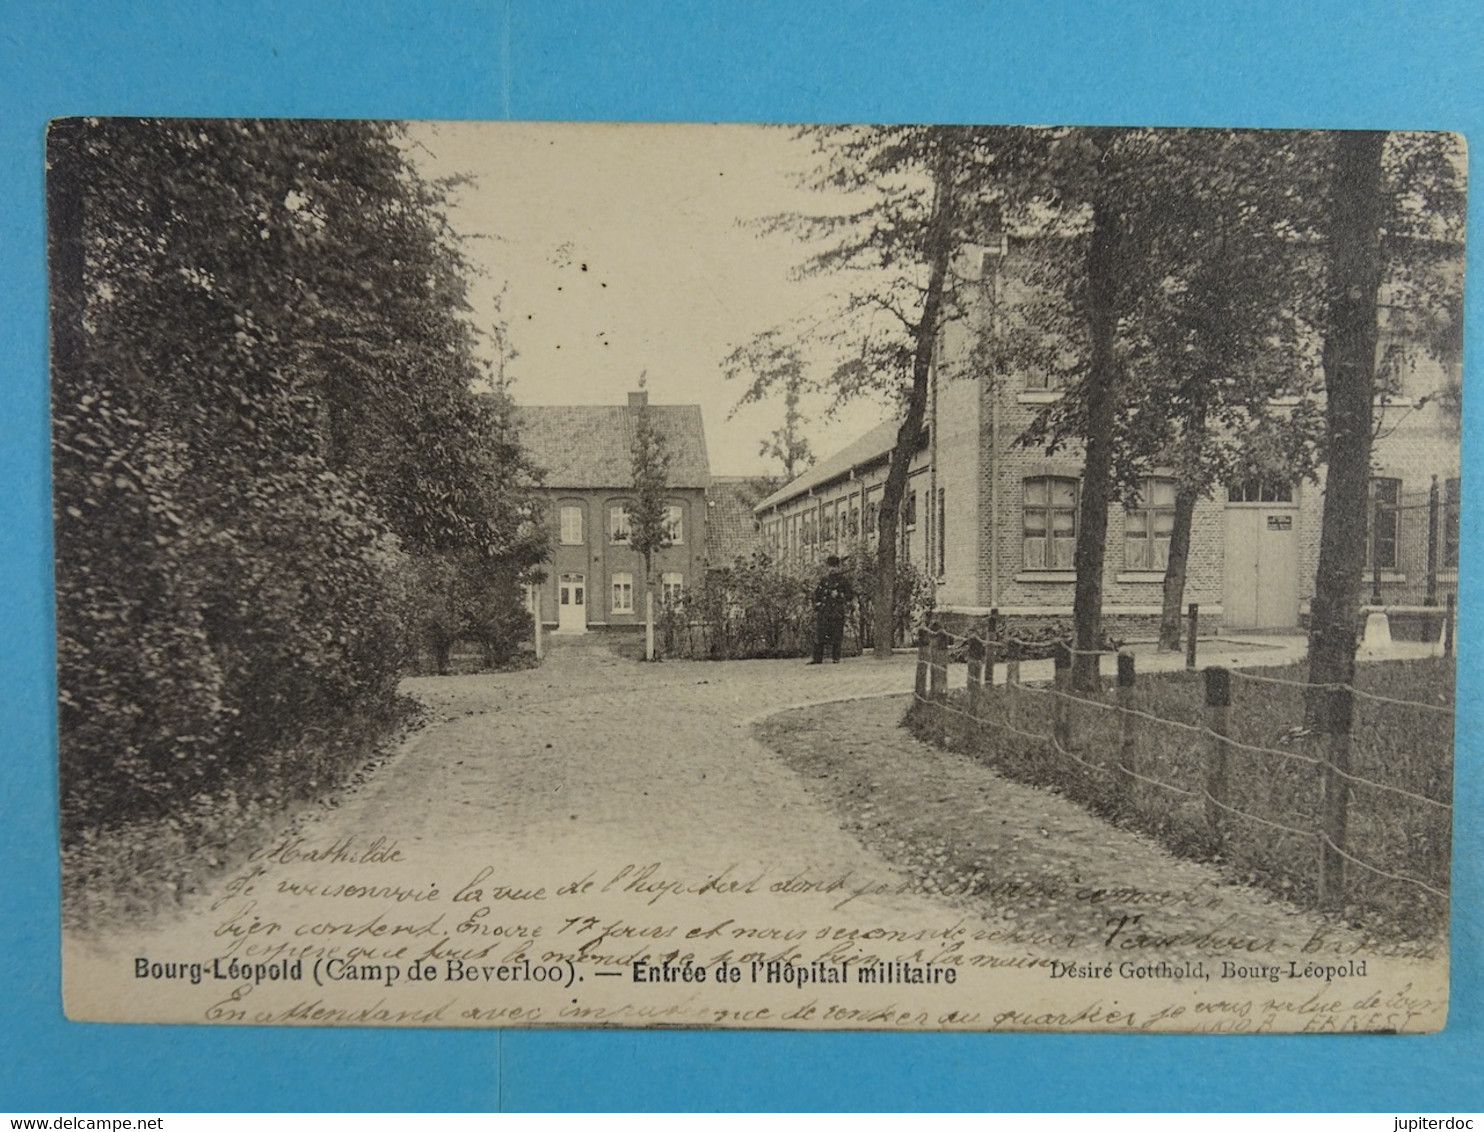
(559, 505, 583, 545)
(611, 572, 634, 613)
(1125, 477, 1176, 571)
(1228, 477, 1293, 503)
(609, 504, 632, 544)
(1024, 476, 1078, 570)
(663, 503, 684, 544)
(661, 572, 684, 607)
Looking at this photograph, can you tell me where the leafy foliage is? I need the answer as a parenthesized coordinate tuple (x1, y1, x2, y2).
(50, 119, 545, 837)
(732, 126, 1033, 655)
(627, 380, 674, 589)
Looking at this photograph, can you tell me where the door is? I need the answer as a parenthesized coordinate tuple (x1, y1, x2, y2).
(1223, 503, 1300, 629)
(557, 573, 586, 634)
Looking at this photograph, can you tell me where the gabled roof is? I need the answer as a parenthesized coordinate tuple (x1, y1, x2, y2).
(753, 418, 925, 512)
(704, 476, 763, 565)
(515, 403, 711, 490)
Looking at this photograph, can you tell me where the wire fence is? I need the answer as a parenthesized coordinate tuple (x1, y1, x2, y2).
(905, 624, 1453, 935)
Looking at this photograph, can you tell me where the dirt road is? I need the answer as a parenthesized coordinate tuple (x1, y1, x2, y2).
(63, 635, 1446, 1031)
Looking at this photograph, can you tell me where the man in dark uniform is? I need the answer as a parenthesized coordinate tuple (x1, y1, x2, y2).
(809, 554, 855, 664)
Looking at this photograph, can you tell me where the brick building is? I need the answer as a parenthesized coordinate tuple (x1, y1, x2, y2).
(752, 419, 932, 574)
(704, 475, 767, 570)
(755, 244, 1461, 639)
(517, 391, 711, 633)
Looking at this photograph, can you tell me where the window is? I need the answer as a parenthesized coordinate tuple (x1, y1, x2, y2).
(559, 505, 583, 545)
(611, 572, 634, 613)
(609, 504, 631, 543)
(848, 505, 860, 539)
(866, 501, 879, 542)
(822, 507, 835, 544)
(1368, 477, 1401, 572)
(661, 572, 684, 607)
(1023, 368, 1067, 393)
(663, 503, 684, 544)
(1024, 476, 1078, 570)
(1228, 478, 1293, 503)
(936, 487, 946, 577)
(1444, 477, 1460, 569)
(1125, 477, 1176, 571)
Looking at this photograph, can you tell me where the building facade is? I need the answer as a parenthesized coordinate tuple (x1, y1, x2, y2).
(756, 243, 1461, 639)
(518, 391, 711, 633)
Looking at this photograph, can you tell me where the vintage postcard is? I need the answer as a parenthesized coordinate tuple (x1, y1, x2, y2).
(52, 120, 1461, 1031)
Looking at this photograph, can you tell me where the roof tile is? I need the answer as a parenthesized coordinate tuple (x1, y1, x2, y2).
(515, 403, 711, 489)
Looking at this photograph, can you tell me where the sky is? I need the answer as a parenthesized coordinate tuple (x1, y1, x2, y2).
(408, 121, 900, 477)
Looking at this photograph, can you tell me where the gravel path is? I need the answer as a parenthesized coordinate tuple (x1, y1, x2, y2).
(64, 634, 1445, 1030)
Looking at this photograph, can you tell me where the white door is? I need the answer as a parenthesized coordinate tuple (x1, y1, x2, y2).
(1223, 505, 1300, 629)
(557, 573, 586, 634)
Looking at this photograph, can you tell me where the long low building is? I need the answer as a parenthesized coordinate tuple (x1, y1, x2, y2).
(754, 243, 1461, 641)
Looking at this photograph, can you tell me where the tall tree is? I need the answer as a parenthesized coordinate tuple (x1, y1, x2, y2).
(1116, 131, 1327, 650)
(1011, 129, 1329, 684)
(732, 125, 1027, 656)
(725, 333, 816, 480)
(49, 118, 544, 831)
(1306, 129, 1465, 689)
(1012, 128, 1151, 689)
(1307, 131, 1388, 690)
(629, 377, 673, 661)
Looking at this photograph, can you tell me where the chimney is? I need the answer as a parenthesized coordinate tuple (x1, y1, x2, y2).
(628, 390, 648, 409)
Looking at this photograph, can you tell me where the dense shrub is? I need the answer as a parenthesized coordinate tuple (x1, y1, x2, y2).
(661, 552, 815, 659)
(847, 550, 935, 651)
(657, 551, 937, 660)
(50, 119, 545, 842)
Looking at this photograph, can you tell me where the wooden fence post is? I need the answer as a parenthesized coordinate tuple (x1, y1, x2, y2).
(1116, 650, 1137, 810)
(1052, 640, 1072, 750)
(929, 627, 949, 703)
(1319, 684, 1354, 909)
(1203, 665, 1231, 845)
(966, 636, 985, 717)
(930, 627, 951, 743)
(1186, 603, 1199, 670)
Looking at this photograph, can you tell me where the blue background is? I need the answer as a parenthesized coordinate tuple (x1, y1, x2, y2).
(2, 0, 1480, 1112)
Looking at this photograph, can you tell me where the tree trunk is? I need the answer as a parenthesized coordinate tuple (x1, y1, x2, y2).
(1159, 396, 1208, 651)
(1071, 189, 1121, 691)
(1307, 131, 1388, 692)
(1158, 481, 1200, 650)
(872, 137, 957, 658)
